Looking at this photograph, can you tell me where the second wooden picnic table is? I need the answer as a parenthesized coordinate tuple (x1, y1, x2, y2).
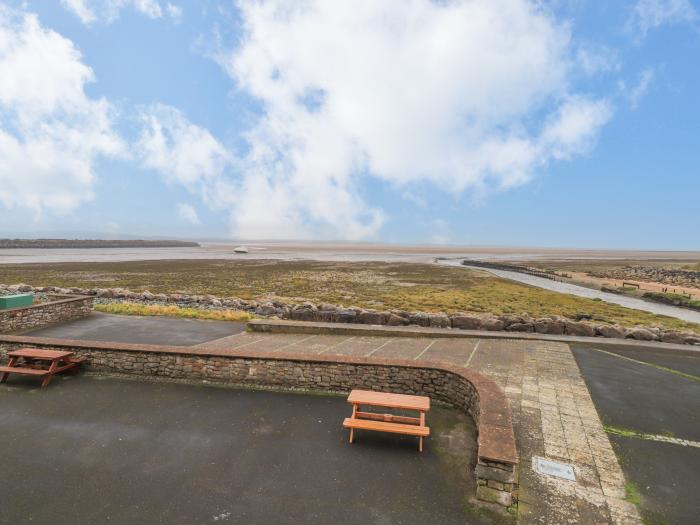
(342, 389, 431, 451)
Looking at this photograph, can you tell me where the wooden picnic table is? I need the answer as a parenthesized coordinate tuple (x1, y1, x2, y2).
(342, 389, 430, 451)
(0, 348, 85, 388)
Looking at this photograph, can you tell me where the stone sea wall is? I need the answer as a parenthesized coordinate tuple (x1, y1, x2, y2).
(0, 337, 518, 507)
(0, 294, 93, 333)
(2, 283, 699, 345)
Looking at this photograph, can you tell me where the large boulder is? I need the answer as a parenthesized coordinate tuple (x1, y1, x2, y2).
(498, 314, 525, 328)
(625, 327, 658, 341)
(290, 306, 316, 321)
(563, 320, 596, 337)
(596, 324, 626, 339)
(428, 313, 450, 328)
(451, 314, 483, 330)
(409, 312, 431, 327)
(255, 304, 279, 316)
(506, 322, 534, 333)
(358, 310, 387, 325)
(481, 317, 506, 331)
(335, 309, 357, 323)
(534, 317, 565, 335)
(386, 313, 408, 326)
(659, 330, 687, 344)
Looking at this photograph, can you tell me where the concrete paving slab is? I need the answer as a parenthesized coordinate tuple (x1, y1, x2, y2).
(0, 376, 498, 525)
(418, 339, 478, 366)
(24, 312, 246, 346)
(371, 338, 437, 360)
(325, 336, 396, 357)
(292, 334, 356, 354)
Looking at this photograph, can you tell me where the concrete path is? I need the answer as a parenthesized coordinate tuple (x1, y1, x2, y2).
(572, 344, 700, 525)
(0, 376, 492, 525)
(24, 312, 246, 346)
(199, 332, 641, 524)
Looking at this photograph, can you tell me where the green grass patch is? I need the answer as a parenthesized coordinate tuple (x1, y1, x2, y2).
(643, 292, 700, 311)
(604, 425, 639, 438)
(95, 302, 252, 322)
(2, 259, 698, 334)
(625, 482, 642, 506)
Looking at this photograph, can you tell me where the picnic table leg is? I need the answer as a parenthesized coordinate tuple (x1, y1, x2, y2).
(0, 357, 18, 383)
(41, 360, 59, 388)
(419, 411, 426, 452)
(349, 403, 358, 443)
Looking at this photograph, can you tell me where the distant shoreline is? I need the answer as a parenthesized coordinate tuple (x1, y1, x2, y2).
(0, 239, 200, 249)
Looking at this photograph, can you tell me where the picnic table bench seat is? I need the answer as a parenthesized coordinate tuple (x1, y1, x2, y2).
(0, 366, 50, 376)
(343, 389, 431, 451)
(343, 417, 430, 437)
(0, 348, 85, 388)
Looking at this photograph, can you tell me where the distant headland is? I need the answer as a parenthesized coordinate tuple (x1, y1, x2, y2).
(0, 239, 200, 249)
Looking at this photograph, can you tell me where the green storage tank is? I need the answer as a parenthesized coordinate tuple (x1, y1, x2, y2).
(0, 294, 34, 309)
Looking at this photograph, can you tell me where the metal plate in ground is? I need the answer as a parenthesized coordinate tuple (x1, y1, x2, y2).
(533, 456, 576, 481)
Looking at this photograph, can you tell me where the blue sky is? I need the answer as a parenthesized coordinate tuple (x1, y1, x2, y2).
(0, 0, 698, 249)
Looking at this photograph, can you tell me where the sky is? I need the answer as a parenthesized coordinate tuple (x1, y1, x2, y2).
(0, 0, 698, 249)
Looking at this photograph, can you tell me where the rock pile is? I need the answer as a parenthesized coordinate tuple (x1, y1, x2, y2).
(590, 266, 700, 288)
(2, 283, 698, 346)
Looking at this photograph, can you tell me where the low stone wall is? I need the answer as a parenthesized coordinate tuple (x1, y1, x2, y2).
(0, 335, 518, 507)
(0, 295, 93, 334)
(3, 283, 697, 345)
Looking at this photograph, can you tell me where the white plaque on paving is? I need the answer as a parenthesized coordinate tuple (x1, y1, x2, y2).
(533, 456, 576, 481)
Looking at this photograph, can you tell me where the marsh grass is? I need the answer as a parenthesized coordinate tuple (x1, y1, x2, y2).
(95, 302, 252, 322)
(2, 259, 698, 333)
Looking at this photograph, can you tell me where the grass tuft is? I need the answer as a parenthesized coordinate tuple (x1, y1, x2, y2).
(95, 302, 252, 322)
(625, 482, 642, 507)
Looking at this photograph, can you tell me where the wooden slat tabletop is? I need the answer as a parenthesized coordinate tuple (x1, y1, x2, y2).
(347, 389, 430, 411)
(8, 348, 75, 360)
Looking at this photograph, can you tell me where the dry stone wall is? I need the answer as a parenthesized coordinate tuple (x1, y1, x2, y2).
(0, 295, 93, 333)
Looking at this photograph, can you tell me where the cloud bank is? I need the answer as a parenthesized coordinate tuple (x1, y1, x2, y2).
(206, 0, 611, 240)
(0, 7, 123, 217)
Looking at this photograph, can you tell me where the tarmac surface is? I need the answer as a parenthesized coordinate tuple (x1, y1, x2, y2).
(572, 344, 700, 525)
(0, 376, 500, 525)
(24, 312, 246, 346)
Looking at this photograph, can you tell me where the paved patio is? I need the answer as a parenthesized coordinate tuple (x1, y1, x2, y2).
(24, 312, 246, 346)
(198, 332, 641, 524)
(0, 376, 499, 525)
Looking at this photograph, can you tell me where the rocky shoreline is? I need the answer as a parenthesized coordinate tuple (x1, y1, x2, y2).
(2, 283, 699, 346)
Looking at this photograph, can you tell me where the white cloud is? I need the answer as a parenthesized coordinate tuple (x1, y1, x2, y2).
(60, 0, 182, 24)
(137, 104, 231, 203)
(628, 0, 698, 38)
(176, 203, 200, 224)
(0, 6, 124, 217)
(576, 44, 620, 76)
(540, 97, 613, 160)
(203, 0, 612, 240)
(165, 3, 182, 21)
(629, 68, 655, 108)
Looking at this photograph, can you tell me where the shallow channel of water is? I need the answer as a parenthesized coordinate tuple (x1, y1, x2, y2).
(438, 260, 700, 324)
